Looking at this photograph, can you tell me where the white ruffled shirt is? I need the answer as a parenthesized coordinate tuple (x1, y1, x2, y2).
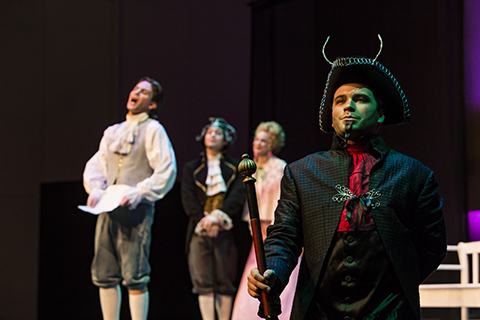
(194, 153, 233, 236)
(109, 112, 149, 155)
(205, 153, 227, 196)
(83, 112, 177, 209)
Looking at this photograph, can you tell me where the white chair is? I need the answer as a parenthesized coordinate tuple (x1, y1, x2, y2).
(419, 241, 480, 320)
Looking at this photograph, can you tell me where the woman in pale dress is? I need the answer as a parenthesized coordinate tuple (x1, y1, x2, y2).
(232, 121, 300, 320)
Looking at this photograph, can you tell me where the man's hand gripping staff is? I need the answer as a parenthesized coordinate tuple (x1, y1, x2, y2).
(238, 154, 279, 320)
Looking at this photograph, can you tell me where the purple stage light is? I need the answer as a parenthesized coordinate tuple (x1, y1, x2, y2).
(464, 0, 480, 111)
(468, 210, 480, 241)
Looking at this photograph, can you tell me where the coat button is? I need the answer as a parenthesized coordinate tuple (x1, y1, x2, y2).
(346, 256, 354, 263)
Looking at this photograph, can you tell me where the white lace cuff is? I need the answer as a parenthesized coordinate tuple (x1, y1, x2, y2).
(211, 209, 233, 230)
(194, 219, 206, 235)
(122, 186, 142, 209)
(89, 187, 105, 201)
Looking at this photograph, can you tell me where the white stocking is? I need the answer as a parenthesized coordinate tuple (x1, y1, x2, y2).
(129, 291, 149, 320)
(99, 285, 121, 320)
(216, 294, 233, 320)
(198, 293, 215, 320)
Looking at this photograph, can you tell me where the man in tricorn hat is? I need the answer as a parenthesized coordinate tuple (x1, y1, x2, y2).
(247, 39, 447, 319)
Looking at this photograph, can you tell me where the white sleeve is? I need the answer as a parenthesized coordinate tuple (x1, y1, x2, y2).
(133, 122, 177, 205)
(83, 130, 110, 195)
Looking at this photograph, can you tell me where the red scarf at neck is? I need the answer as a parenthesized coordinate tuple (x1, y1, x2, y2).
(338, 142, 377, 231)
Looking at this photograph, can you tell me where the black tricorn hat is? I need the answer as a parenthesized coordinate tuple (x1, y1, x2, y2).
(319, 40, 410, 133)
(196, 117, 237, 149)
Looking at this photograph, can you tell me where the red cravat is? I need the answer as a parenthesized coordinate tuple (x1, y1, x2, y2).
(338, 142, 377, 231)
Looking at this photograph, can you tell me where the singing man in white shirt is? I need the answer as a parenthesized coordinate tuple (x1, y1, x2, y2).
(83, 76, 177, 320)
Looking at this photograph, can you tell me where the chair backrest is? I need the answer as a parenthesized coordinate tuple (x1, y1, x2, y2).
(457, 241, 480, 284)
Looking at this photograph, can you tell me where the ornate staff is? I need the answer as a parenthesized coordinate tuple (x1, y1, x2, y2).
(238, 154, 278, 320)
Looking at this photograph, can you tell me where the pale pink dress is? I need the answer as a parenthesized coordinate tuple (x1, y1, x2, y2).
(232, 156, 302, 320)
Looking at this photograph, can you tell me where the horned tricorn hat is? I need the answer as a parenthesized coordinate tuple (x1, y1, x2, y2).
(319, 35, 410, 133)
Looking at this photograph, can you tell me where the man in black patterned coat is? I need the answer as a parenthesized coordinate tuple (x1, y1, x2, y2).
(247, 52, 447, 320)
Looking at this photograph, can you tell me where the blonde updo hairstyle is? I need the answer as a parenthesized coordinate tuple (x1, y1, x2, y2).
(254, 121, 286, 155)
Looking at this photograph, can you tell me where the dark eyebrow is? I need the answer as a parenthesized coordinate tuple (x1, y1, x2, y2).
(333, 94, 347, 102)
(352, 92, 371, 100)
(352, 92, 370, 97)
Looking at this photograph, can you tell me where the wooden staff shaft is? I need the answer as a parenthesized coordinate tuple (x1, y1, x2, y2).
(239, 154, 277, 319)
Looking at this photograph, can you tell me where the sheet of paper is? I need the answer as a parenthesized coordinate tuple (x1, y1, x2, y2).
(78, 184, 131, 215)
